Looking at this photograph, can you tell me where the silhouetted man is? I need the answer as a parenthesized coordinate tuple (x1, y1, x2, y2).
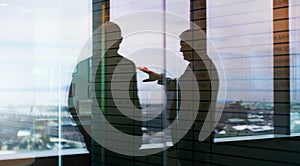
(94, 22, 142, 165)
(139, 29, 218, 165)
(68, 22, 142, 165)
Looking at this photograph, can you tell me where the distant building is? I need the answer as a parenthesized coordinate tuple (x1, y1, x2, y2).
(225, 118, 246, 126)
(220, 101, 249, 123)
(225, 125, 274, 136)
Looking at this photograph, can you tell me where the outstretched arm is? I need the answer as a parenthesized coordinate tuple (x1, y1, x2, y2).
(138, 66, 177, 91)
(138, 67, 162, 82)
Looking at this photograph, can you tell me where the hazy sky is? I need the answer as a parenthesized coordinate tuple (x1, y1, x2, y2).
(0, 0, 91, 106)
(0, 0, 190, 106)
(2, 0, 298, 107)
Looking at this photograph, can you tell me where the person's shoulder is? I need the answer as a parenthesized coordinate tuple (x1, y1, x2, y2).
(118, 55, 136, 66)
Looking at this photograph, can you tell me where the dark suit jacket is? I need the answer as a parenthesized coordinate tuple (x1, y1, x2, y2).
(161, 56, 218, 145)
(95, 51, 142, 139)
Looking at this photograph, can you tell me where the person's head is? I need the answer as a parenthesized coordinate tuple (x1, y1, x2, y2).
(179, 29, 194, 61)
(179, 29, 204, 62)
(102, 21, 123, 51)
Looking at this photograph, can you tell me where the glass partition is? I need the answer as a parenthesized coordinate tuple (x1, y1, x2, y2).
(2, 0, 299, 165)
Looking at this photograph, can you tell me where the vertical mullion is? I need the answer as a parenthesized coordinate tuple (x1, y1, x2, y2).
(190, 0, 211, 165)
(92, 1, 110, 165)
(273, 0, 290, 135)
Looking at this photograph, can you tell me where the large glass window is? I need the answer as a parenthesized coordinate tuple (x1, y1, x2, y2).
(2, 0, 300, 165)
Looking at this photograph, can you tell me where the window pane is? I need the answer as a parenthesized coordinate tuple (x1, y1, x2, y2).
(0, 0, 90, 161)
(290, 0, 300, 134)
(207, 0, 274, 140)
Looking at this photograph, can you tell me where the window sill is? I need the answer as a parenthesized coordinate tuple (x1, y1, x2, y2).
(214, 133, 300, 143)
(139, 142, 173, 149)
(0, 148, 88, 161)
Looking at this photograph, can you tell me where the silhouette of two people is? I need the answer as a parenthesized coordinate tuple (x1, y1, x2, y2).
(69, 21, 217, 166)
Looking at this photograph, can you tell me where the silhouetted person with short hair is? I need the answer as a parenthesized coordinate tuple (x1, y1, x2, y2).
(68, 22, 142, 165)
(94, 21, 142, 165)
(139, 29, 218, 165)
(95, 21, 142, 137)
